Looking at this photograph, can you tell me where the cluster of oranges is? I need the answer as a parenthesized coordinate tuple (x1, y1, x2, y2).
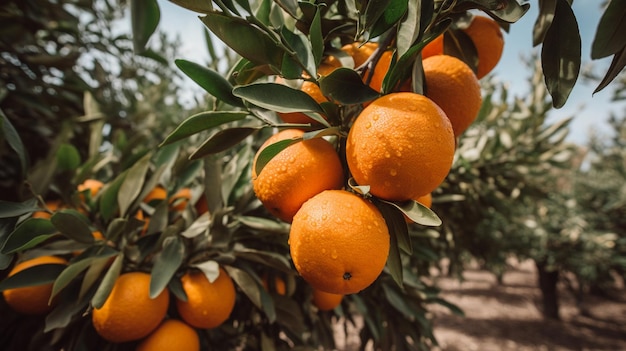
(254, 15, 504, 297)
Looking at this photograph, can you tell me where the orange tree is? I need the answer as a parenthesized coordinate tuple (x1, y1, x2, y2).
(1, 0, 626, 350)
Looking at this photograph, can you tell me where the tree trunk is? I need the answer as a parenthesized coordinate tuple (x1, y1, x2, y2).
(535, 260, 560, 320)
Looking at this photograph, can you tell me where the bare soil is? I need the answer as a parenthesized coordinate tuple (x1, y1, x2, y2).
(430, 259, 626, 351)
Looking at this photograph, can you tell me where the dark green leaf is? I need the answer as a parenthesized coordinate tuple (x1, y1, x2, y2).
(91, 253, 124, 309)
(50, 258, 94, 302)
(397, 0, 424, 57)
(0, 264, 66, 291)
(79, 254, 118, 300)
(369, 0, 409, 39)
(376, 200, 412, 254)
(591, 0, 626, 59)
(275, 0, 299, 18)
(383, 283, 418, 318)
(280, 26, 315, 78)
(56, 143, 81, 171)
(234, 247, 293, 272)
(0, 199, 38, 218)
(2, 218, 57, 254)
(237, 216, 291, 234)
(50, 209, 94, 244)
(256, 0, 272, 25)
(0, 109, 28, 177)
(533, 0, 557, 46)
(594, 46, 626, 94)
(190, 127, 259, 160)
(168, 0, 213, 13)
(319, 68, 380, 104)
(118, 153, 151, 216)
(98, 171, 126, 221)
(175, 59, 244, 107)
(138, 49, 169, 65)
(377, 208, 403, 287)
(541, 0, 581, 108)
(130, 0, 160, 52)
(443, 29, 479, 75)
(233, 83, 326, 114)
(224, 265, 276, 322)
(362, 0, 393, 36)
(254, 137, 302, 176)
(150, 236, 184, 298)
(427, 297, 465, 316)
(310, 7, 324, 68)
(457, 0, 530, 23)
(200, 12, 284, 67)
(388, 199, 441, 227)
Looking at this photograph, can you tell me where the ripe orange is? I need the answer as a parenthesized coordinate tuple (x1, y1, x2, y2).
(341, 42, 410, 93)
(92, 272, 169, 343)
(277, 58, 341, 125)
(312, 288, 343, 311)
(176, 267, 236, 329)
(143, 186, 167, 204)
(2, 255, 68, 315)
(415, 193, 432, 208)
(170, 188, 191, 211)
(252, 129, 344, 223)
(78, 179, 104, 200)
(420, 16, 504, 79)
(423, 55, 482, 137)
(289, 190, 390, 295)
(136, 319, 200, 351)
(463, 16, 504, 79)
(32, 200, 62, 219)
(346, 92, 455, 201)
(262, 274, 286, 295)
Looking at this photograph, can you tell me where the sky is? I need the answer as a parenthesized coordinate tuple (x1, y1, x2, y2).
(155, 0, 625, 145)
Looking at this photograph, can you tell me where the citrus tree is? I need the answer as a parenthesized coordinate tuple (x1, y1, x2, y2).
(1, 0, 626, 350)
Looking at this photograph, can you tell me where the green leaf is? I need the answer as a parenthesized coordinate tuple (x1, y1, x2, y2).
(457, 0, 530, 23)
(443, 29, 479, 74)
(50, 209, 94, 244)
(275, 0, 299, 18)
(168, 0, 213, 13)
(369, 0, 409, 39)
(1, 218, 57, 254)
(91, 253, 124, 309)
(319, 68, 380, 104)
(190, 127, 260, 160)
(397, 0, 426, 57)
(0, 199, 38, 218)
(98, 171, 126, 221)
(56, 143, 81, 171)
(382, 283, 418, 318)
(237, 216, 291, 234)
(224, 265, 276, 322)
(310, 7, 324, 68)
(150, 236, 184, 298)
(0, 264, 66, 291)
(256, 0, 272, 25)
(541, 0, 581, 108)
(253, 137, 302, 176)
(376, 200, 412, 254)
(0, 109, 28, 177)
(130, 0, 160, 53)
(50, 258, 94, 303)
(593, 46, 626, 94)
(376, 206, 403, 288)
(591, 0, 626, 59)
(79, 253, 118, 299)
(533, 0, 556, 46)
(280, 26, 315, 79)
(233, 83, 326, 115)
(234, 247, 293, 272)
(361, 0, 393, 36)
(386, 199, 441, 227)
(118, 153, 151, 216)
(200, 12, 284, 67)
(427, 297, 465, 316)
(175, 59, 244, 107)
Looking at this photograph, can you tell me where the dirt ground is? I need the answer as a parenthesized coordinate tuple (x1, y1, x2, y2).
(430, 259, 626, 351)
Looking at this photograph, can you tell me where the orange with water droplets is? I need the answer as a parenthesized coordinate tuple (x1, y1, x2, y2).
(252, 129, 344, 223)
(289, 190, 390, 295)
(346, 92, 455, 201)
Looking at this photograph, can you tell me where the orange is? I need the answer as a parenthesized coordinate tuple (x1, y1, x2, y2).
(341, 42, 410, 93)
(289, 190, 390, 295)
(176, 267, 236, 329)
(423, 55, 482, 137)
(341, 42, 378, 67)
(462, 16, 504, 79)
(2, 255, 68, 314)
(421, 34, 444, 59)
(143, 186, 167, 204)
(252, 129, 344, 223)
(136, 319, 200, 351)
(262, 274, 286, 295)
(78, 179, 104, 200)
(346, 92, 455, 201)
(32, 200, 62, 219)
(312, 288, 343, 311)
(92, 272, 169, 343)
(277, 58, 341, 125)
(419, 16, 504, 79)
(415, 193, 432, 208)
(170, 188, 192, 211)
